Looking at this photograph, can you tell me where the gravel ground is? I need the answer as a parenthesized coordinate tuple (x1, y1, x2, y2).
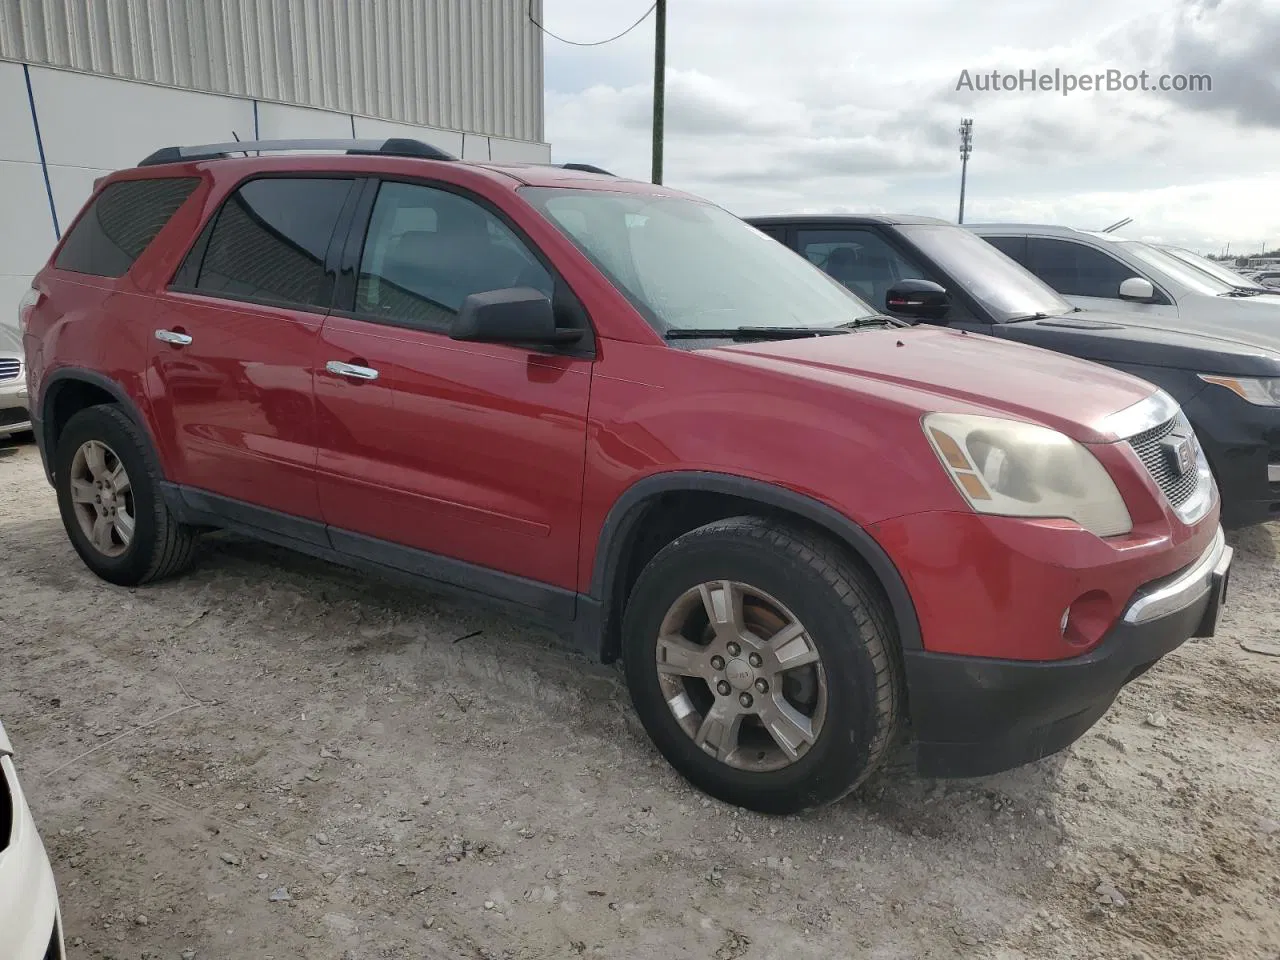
(1, 436, 1277, 960)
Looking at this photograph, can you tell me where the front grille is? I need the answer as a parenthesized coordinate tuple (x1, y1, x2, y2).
(0, 358, 20, 382)
(0, 406, 29, 428)
(1127, 415, 1201, 508)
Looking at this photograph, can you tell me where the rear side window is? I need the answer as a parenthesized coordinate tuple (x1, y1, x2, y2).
(983, 235, 1029, 266)
(1027, 238, 1137, 299)
(54, 177, 199, 277)
(192, 178, 354, 310)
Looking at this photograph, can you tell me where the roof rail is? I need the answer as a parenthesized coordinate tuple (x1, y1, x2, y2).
(559, 162, 615, 176)
(137, 137, 457, 167)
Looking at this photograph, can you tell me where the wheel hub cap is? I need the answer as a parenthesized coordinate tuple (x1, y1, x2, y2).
(654, 579, 828, 773)
(724, 659, 754, 690)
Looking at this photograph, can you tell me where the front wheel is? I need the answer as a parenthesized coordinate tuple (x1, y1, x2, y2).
(621, 517, 902, 814)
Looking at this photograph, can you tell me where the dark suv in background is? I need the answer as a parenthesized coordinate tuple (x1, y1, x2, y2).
(749, 214, 1280, 528)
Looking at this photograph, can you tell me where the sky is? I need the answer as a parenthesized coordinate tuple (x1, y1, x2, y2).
(539, 0, 1280, 255)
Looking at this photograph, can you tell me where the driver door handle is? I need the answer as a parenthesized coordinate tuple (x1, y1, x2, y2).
(326, 360, 379, 381)
(155, 329, 193, 346)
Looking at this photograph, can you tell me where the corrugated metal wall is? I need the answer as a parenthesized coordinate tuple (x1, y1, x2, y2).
(0, 0, 544, 142)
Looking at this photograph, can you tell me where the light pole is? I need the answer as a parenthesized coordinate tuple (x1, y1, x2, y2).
(652, 0, 666, 184)
(957, 118, 973, 224)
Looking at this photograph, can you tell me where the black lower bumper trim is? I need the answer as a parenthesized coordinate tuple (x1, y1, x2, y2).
(904, 569, 1224, 778)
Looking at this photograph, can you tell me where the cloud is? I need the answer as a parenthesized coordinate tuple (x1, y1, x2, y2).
(1160, 0, 1280, 128)
(541, 0, 1280, 251)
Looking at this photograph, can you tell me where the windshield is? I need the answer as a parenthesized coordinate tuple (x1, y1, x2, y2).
(896, 225, 1073, 321)
(1157, 245, 1265, 290)
(519, 188, 879, 331)
(1122, 241, 1233, 295)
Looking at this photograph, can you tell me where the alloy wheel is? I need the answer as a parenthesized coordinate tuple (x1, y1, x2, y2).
(655, 579, 828, 772)
(69, 439, 136, 558)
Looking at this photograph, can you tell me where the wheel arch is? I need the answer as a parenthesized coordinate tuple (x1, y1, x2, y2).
(38, 369, 164, 485)
(585, 472, 922, 663)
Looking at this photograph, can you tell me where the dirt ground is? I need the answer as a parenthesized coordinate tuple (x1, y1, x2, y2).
(1, 436, 1277, 960)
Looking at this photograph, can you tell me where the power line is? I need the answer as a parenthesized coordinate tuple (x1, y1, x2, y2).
(528, 1, 657, 46)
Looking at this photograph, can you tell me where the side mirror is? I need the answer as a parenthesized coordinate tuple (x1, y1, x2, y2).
(885, 279, 950, 322)
(1118, 277, 1156, 301)
(450, 287, 581, 344)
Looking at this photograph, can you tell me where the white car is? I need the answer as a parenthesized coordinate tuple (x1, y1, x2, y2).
(0, 323, 32, 439)
(967, 224, 1280, 349)
(0, 719, 64, 959)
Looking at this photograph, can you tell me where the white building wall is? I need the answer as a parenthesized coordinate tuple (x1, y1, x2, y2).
(0, 0, 545, 143)
(0, 62, 551, 333)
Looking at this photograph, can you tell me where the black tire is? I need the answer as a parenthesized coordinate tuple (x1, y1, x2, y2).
(54, 404, 198, 585)
(621, 516, 902, 815)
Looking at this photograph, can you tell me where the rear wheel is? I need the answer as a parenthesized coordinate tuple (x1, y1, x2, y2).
(622, 517, 901, 814)
(54, 405, 198, 585)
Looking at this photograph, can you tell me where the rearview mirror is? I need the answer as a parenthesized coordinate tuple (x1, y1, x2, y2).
(1118, 277, 1156, 301)
(885, 279, 950, 322)
(450, 288, 581, 344)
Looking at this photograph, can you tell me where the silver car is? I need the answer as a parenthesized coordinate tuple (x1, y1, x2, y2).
(967, 223, 1280, 346)
(0, 323, 30, 439)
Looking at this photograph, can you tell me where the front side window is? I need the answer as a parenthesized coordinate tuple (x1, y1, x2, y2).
(1026, 238, 1139, 299)
(355, 181, 554, 331)
(193, 177, 354, 310)
(55, 177, 199, 277)
(797, 228, 929, 311)
(521, 188, 878, 331)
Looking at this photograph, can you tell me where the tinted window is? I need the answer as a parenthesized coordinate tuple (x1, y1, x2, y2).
(982, 235, 1029, 266)
(55, 178, 199, 277)
(1028, 238, 1138, 299)
(194, 178, 353, 309)
(355, 181, 553, 330)
(797, 228, 929, 310)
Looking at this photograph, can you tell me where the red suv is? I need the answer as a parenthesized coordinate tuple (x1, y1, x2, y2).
(20, 139, 1231, 814)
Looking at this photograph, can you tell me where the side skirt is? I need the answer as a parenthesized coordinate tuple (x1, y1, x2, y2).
(162, 483, 600, 656)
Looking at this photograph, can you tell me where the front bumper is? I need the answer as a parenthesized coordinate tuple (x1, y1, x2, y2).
(0, 378, 30, 437)
(0, 755, 64, 960)
(903, 527, 1232, 777)
(1183, 387, 1280, 529)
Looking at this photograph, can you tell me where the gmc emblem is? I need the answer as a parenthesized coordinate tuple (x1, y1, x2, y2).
(1162, 434, 1196, 477)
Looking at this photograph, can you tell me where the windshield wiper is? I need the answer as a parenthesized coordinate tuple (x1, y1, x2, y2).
(1007, 312, 1054, 322)
(837, 314, 909, 329)
(663, 326, 853, 340)
(1221, 288, 1265, 297)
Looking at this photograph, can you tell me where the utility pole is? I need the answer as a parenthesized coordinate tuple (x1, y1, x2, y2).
(957, 118, 973, 223)
(651, 0, 666, 184)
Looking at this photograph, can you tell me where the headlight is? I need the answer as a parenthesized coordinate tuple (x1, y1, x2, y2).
(923, 413, 1133, 537)
(1198, 374, 1280, 406)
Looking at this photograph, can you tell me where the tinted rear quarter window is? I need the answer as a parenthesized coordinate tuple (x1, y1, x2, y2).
(54, 177, 200, 277)
(192, 178, 354, 310)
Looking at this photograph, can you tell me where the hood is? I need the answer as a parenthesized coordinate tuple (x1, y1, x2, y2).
(0, 323, 21, 355)
(1127, 295, 1280, 354)
(708, 326, 1158, 443)
(999, 310, 1280, 377)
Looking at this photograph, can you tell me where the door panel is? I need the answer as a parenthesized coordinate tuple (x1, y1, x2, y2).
(315, 318, 591, 588)
(146, 176, 356, 520)
(315, 177, 592, 590)
(149, 294, 325, 518)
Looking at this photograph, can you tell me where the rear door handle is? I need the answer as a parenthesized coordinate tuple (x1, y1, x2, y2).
(326, 360, 379, 381)
(155, 329, 193, 346)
